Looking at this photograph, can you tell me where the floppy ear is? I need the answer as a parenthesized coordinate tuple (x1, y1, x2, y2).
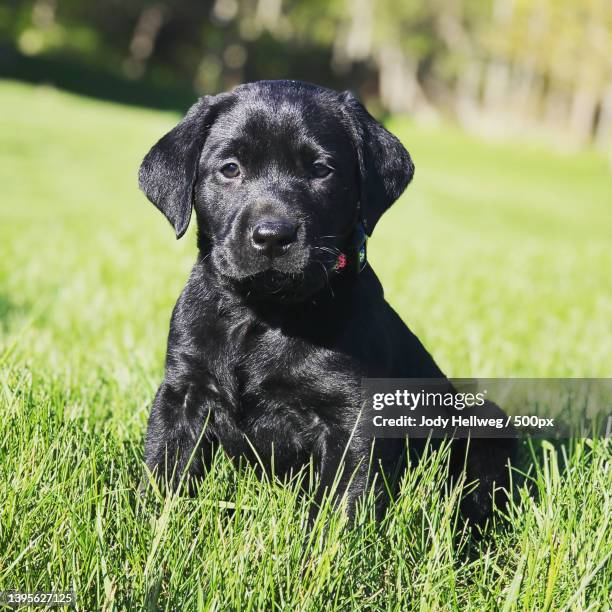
(340, 91, 415, 235)
(138, 95, 219, 239)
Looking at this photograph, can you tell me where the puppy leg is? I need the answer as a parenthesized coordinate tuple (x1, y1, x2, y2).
(310, 435, 375, 522)
(450, 401, 517, 526)
(459, 438, 516, 525)
(143, 382, 214, 493)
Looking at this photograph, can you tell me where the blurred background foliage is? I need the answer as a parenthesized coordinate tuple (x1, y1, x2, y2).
(1, 0, 611, 161)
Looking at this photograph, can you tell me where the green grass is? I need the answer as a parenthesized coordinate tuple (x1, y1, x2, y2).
(0, 79, 610, 610)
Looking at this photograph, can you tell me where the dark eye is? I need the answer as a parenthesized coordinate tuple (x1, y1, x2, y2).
(311, 162, 332, 179)
(220, 162, 240, 178)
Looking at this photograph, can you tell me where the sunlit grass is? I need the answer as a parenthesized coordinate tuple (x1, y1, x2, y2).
(0, 80, 610, 609)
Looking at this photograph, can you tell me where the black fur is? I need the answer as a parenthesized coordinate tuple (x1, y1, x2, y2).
(139, 80, 515, 524)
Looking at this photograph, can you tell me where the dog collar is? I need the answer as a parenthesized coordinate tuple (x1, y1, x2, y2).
(332, 221, 368, 274)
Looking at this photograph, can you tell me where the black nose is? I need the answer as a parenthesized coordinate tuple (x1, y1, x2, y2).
(252, 219, 298, 256)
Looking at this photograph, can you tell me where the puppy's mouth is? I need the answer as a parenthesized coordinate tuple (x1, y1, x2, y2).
(211, 242, 341, 302)
(245, 269, 302, 291)
(234, 267, 325, 302)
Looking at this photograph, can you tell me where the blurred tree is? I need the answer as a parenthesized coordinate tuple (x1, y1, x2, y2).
(1, 0, 610, 157)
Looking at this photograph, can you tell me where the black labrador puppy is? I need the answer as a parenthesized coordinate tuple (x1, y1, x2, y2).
(139, 80, 515, 523)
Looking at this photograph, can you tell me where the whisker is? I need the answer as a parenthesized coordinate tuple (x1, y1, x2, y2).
(318, 261, 334, 299)
(313, 245, 341, 256)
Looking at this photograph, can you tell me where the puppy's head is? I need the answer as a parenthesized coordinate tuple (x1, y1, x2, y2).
(139, 80, 414, 301)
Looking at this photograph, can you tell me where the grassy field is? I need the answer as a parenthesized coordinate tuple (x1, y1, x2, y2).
(0, 79, 610, 610)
